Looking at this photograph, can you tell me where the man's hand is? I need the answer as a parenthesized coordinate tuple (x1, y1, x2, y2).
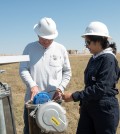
(52, 89, 63, 102)
(30, 86, 39, 101)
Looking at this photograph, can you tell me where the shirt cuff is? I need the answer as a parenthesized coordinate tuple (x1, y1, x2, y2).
(72, 91, 83, 102)
(29, 82, 38, 88)
(57, 85, 65, 93)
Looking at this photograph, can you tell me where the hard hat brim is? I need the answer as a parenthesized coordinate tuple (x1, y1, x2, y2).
(33, 24, 58, 39)
(81, 33, 112, 39)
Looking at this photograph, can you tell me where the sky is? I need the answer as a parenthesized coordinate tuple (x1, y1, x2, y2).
(0, 0, 120, 54)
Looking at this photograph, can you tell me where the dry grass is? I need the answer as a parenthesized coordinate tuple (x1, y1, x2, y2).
(0, 54, 120, 134)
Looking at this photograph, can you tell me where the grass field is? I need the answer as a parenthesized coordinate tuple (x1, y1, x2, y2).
(0, 54, 120, 134)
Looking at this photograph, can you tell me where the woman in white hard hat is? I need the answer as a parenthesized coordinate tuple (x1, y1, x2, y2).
(63, 21, 120, 134)
(19, 17, 71, 134)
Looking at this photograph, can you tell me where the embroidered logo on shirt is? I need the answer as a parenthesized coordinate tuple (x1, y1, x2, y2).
(53, 55, 57, 60)
(52, 55, 61, 60)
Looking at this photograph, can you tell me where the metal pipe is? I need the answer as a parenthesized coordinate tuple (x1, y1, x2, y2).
(0, 99, 7, 134)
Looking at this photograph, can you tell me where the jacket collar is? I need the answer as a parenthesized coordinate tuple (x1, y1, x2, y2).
(93, 47, 116, 59)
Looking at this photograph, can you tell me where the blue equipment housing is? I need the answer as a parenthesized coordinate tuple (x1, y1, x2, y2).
(33, 92, 51, 104)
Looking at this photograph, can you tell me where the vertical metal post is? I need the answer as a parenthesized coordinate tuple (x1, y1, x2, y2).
(0, 99, 7, 134)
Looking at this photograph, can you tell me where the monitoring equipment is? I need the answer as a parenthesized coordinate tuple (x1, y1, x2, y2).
(27, 92, 68, 133)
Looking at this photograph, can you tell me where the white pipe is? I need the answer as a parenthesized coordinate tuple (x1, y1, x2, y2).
(0, 55, 29, 64)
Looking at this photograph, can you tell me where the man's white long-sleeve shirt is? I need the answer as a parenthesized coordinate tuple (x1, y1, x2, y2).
(19, 41, 71, 102)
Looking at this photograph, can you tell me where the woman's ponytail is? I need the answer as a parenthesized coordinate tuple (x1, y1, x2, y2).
(109, 42, 117, 54)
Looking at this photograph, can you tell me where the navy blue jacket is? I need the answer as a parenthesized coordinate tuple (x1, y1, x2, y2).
(72, 53, 119, 103)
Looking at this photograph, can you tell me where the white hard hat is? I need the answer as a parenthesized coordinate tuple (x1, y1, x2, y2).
(33, 17, 58, 39)
(82, 21, 111, 38)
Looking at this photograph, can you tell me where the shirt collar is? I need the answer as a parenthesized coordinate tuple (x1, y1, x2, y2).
(38, 41, 54, 50)
(93, 47, 116, 59)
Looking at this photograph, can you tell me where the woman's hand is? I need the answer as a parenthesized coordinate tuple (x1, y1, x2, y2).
(62, 92, 73, 102)
(30, 86, 39, 101)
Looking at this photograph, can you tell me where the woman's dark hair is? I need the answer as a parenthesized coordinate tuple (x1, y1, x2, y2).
(86, 35, 117, 54)
(109, 42, 117, 54)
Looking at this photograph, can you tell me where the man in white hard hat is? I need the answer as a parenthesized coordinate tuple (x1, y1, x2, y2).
(19, 17, 71, 134)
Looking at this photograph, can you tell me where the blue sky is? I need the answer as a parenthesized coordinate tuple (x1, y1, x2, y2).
(0, 0, 120, 54)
